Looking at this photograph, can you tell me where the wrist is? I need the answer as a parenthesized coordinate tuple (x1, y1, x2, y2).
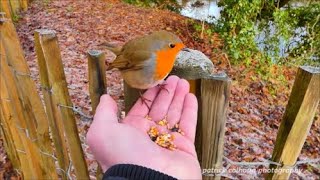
(103, 164, 178, 180)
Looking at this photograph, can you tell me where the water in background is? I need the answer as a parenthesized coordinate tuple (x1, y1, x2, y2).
(177, 0, 310, 60)
(177, 0, 221, 23)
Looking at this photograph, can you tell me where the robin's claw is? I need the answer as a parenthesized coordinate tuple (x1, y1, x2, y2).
(139, 91, 152, 110)
(157, 83, 169, 94)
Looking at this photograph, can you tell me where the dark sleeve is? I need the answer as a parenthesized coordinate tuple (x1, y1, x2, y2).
(103, 164, 178, 180)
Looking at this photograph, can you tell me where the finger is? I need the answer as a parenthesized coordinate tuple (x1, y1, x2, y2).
(166, 79, 190, 127)
(127, 86, 160, 117)
(172, 132, 197, 157)
(149, 75, 179, 121)
(179, 93, 198, 143)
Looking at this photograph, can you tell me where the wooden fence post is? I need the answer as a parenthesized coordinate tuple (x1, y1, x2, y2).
(1, 47, 30, 179)
(34, 29, 89, 179)
(124, 83, 141, 113)
(191, 79, 203, 162)
(87, 50, 107, 179)
(88, 50, 107, 112)
(0, 3, 12, 20)
(34, 30, 70, 179)
(171, 50, 230, 180)
(0, 98, 21, 173)
(1, 0, 28, 21)
(20, 0, 28, 11)
(1, 18, 57, 179)
(268, 66, 320, 179)
(0, 111, 17, 167)
(200, 77, 231, 180)
(8, 0, 20, 18)
(0, 48, 45, 179)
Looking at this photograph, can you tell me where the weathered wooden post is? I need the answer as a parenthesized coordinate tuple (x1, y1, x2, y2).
(87, 50, 107, 179)
(0, 43, 39, 179)
(0, 0, 28, 21)
(0, 78, 22, 174)
(172, 50, 230, 180)
(1, 17, 57, 179)
(8, 0, 20, 18)
(0, 110, 19, 169)
(0, 3, 12, 20)
(34, 29, 89, 179)
(123, 49, 231, 180)
(34, 30, 70, 179)
(200, 77, 230, 180)
(124, 83, 141, 113)
(20, 0, 28, 11)
(88, 50, 107, 112)
(268, 66, 320, 180)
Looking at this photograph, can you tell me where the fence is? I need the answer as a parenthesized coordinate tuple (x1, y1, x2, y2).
(1, 14, 88, 179)
(0, 11, 320, 180)
(0, 0, 30, 21)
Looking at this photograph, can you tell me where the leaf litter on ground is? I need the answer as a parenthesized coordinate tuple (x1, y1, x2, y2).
(0, 0, 319, 179)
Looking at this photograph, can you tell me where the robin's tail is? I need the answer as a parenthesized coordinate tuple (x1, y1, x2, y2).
(99, 42, 122, 56)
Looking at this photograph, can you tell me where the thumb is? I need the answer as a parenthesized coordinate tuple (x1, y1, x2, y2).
(87, 95, 118, 143)
(94, 94, 119, 124)
(86, 95, 118, 168)
(87, 94, 118, 143)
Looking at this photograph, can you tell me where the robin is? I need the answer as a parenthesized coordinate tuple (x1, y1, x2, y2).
(101, 30, 189, 108)
(102, 30, 189, 90)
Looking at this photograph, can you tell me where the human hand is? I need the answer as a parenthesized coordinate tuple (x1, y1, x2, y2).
(86, 75, 202, 179)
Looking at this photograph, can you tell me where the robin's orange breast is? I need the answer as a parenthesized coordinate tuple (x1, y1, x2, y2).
(154, 42, 185, 80)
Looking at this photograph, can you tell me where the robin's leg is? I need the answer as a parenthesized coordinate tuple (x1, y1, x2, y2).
(139, 91, 152, 110)
(157, 83, 169, 94)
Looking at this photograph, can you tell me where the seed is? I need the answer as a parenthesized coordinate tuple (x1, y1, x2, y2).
(155, 134, 175, 150)
(148, 126, 159, 140)
(145, 115, 152, 120)
(158, 119, 168, 126)
(147, 126, 176, 151)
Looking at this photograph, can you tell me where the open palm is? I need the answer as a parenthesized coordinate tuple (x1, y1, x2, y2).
(87, 76, 202, 179)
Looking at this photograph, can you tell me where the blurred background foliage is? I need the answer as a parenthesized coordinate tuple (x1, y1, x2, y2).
(123, 0, 181, 11)
(216, 0, 319, 66)
(123, 0, 320, 68)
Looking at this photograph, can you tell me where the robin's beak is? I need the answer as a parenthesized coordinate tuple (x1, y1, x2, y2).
(181, 47, 190, 52)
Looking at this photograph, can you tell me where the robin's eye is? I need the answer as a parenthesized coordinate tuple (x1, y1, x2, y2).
(169, 43, 175, 48)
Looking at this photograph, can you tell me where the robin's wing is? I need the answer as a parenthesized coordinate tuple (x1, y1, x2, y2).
(109, 51, 151, 71)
